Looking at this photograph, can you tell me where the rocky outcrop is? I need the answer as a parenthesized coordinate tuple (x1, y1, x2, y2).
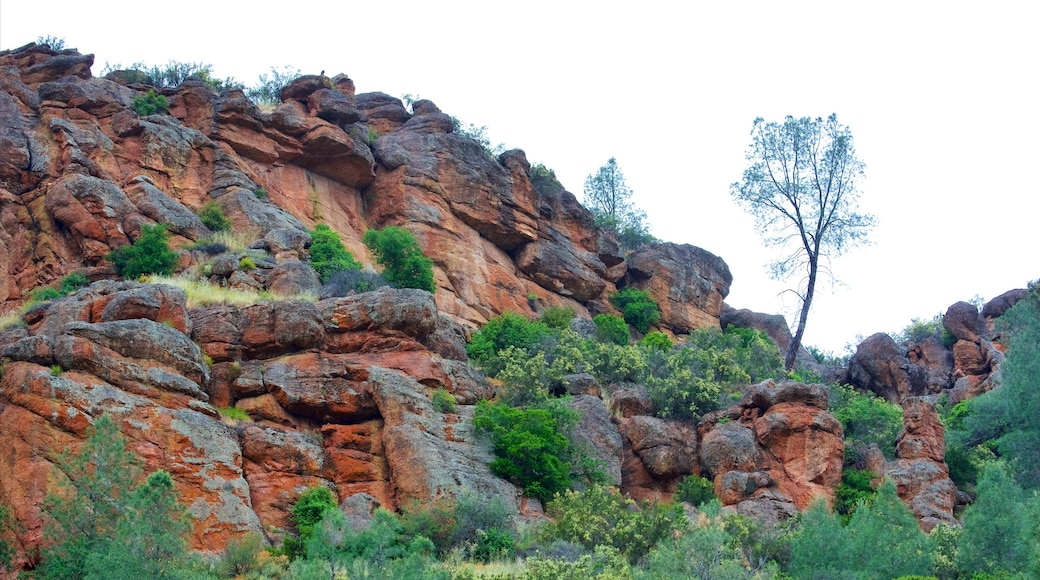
(0, 282, 513, 568)
(883, 397, 957, 531)
(698, 381, 844, 520)
(848, 333, 928, 403)
(625, 243, 732, 333)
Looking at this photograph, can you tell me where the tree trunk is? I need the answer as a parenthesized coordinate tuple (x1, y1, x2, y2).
(785, 258, 818, 371)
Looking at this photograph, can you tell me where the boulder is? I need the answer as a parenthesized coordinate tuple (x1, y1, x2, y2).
(625, 243, 732, 333)
(847, 332, 927, 403)
(943, 301, 982, 343)
(567, 395, 623, 485)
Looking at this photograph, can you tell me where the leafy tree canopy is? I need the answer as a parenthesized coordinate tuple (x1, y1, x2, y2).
(582, 158, 654, 251)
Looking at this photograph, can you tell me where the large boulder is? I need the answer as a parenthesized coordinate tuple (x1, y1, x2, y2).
(847, 333, 928, 403)
(625, 242, 732, 333)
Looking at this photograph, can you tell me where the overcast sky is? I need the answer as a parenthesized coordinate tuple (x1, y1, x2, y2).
(3, 1, 1036, 353)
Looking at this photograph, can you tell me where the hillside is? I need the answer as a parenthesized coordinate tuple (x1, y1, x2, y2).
(0, 42, 1036, 578)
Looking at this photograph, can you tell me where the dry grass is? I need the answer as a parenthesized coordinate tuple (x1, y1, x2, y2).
(0, 309, 23, 330)
(146, 275, 316, 309)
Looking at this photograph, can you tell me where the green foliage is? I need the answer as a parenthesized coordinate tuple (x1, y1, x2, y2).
(834, 469, 877, 519)
(638, 500, 779, 580)
(217, 532, 266, 577)
(308, 224, 361, 284)
(30, 273, 89, 304)
(108, 223, 178, 279)
(37, 415, 141, 578)
(789, 482, 931, 579)
(638, 331, 672, 351)
(254, 187, 267, 199)
(956, 462, 1037, 577)
(582, 158, 654, 251)
(291, 485, 338, 556)
(362, 226, 436, 292)
(609, 288, 660, 333)
(545, 485, 685, 564)
(246, 65, 301, 105)
(473, 400, 577, 503)
(301, 507, 443, 575)
(674, 474, 716, 506)
(32, 286, 63, 302)
(593, 314, 630, 346)
(431, 388, 457, 413)
(450, 116, 505, 157)
(472, 527, 515, 563)
(49, 364, 63, 376)
(82, 470, 197, 580)
(217, 406, 251, 422)
(529, 163, 564, 195)
(197, 200, 230, 232)
(0, 504, 13, 572)
(894, 314, 944, 344)
(830, 384, 904, 460)
(238, 256, 257, 270)
(525, 545, 633, 580)
(541, 306, 576, 330)
(131, 89, 168, 115)
(465, 311, 551, 370)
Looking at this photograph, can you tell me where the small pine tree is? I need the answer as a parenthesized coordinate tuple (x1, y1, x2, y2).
(362, 226, 436, 293)
(108, 223, 178, 279)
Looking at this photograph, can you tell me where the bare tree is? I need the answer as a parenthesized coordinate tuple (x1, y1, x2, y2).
(731, 114, 875, 370)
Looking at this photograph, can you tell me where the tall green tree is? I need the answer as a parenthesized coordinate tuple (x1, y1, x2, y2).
(582, 157, 653, 251)
(83, 470, 196, 580)
(956, 462, 1037, 577)
(731, 114, 875, 370)
(37, 414, 140, 579)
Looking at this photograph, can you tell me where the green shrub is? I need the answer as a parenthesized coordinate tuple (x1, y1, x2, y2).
(32, 286, 63, 302)
(108, 223, 178, 279)
(59, 272, 88, 294)
(473, 400, 577, 503)
(431, 388, 456, 413)
(131, 89, 168, 115)
(218, 406, 251, 422)
(609, 288, 660, 333)
(472, 527, 515, 563)
(198, 200, 230, 232)
(674, 474, 715, 506)
(50, 364, 63, 377)
(362, 226, 436, 293)
(545, 485, 685, 564)
(593, 313, 629, 345)
(541, 306, 576, 330)
(218, 533, 265, 577)
(308, 224, 360, 284)
(893, 314, 943, 344)
(254, 187, 267, 199)
(245, 65, 300, 105)
(238, 256, 257, 270)
(834, 468, 877, 518)
(291, 485, 338, 557)
(466, 311, 552, 369)
(830, 384, 904, 460)
(639, 331, 672, 351)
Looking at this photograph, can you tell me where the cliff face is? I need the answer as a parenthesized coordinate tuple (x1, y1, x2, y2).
(0, 42, 737, 567)
(0, 43, 731, 333)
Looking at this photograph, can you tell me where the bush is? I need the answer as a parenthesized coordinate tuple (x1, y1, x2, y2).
(32, 286, 63, 302)
(593, 313, 630, 345)
(639, 331, 672, 351)
(465, 311, 552, 369)
(893, 314, 943, 344)
(473, 400, 577, 503)
(291, 485, 338, 556)
(431, 388, 456, 413)
(108, 223, 179, 279)
(319, 268, 389, 298)
(834, 468, 877, 518)
(59, 272, 88, 294)
(541, 306, 576, 330)
(197, 200, 230, 232)
(829, 384, 904, 461)
(246, 65, 301, 105)
(362, 226, 436, 292)
(218, 406, 251, 422)
(609, 288, 660, 333)
(674, 474, 716, 506)
(131, 89, 168, 115)
(545, 485, 685, 564)
(308, 224, 360, 284)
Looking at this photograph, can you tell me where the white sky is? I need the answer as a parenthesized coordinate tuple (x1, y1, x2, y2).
(3, 1, 1037, 353)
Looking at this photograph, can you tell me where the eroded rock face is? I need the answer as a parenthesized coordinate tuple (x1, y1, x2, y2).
(848, 333, 928, 403)
(884, 397, 957, 531)
(699, 381, 844, 514)
(626, 243, 732, 333)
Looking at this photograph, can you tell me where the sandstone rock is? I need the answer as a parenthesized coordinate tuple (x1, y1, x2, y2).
(320, 287, 437, 338)
(619, 416, 696, 480)
(625, 243, 732, 333)
(943, 301, 982, 343)
(981, 288, 1027, 319)
(567, 395, 623, 485)
(741, 379, 828, 411)
(848, 332, 927, 403)
(354, 92, 410, 135)
(562, 373, 601, 397)
(952, 340, 989, 378)
(308, 88, 362, 126)
(700, 422, 759, 478)
(268, 259, 321, 297)
(420, 314, 469, 361)
(609, 387, 654, 418)
(720, 305, 819, 371)
(280, 75, 332, 103)
(884, 397, 957, 531)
